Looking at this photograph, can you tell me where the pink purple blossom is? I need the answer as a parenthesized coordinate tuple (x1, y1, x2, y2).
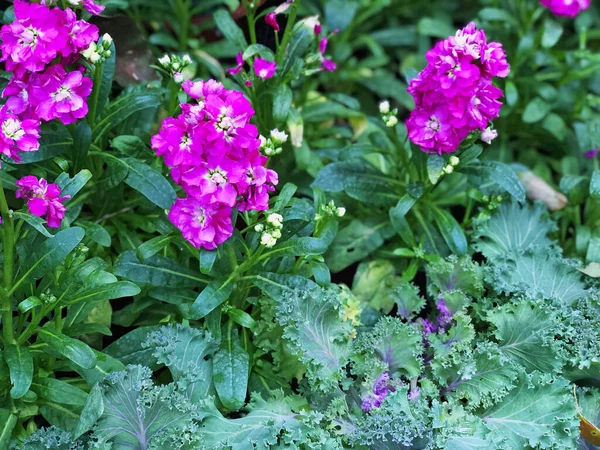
(226, 52, 244, 76)
(82, 0, 105, 15)
(265, 12, 280, 32)
(15, 175, 69, 228)
(152, 79, 278, 250)
(254, 58, 277, 79)
(0, 1, 69, 74)
(406, 22, 509, 154)
(0, 105, 40, 162)
(585, 148, 599, 159)
(32, 65, 93, 125)
(540, 0, 590, 17)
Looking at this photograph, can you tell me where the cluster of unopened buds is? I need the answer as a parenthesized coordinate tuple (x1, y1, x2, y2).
(259, 129, 288, 156)
(379, 101, 398, 128)
(255, 213, 283, 248)
(442, 155, 460, 175)
(316, 200, 346, 221)
(82, 34, 113, 64)
(158, 54, 193, 83)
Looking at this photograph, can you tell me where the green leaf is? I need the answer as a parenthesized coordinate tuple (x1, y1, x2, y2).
(480, 372, 578, 449)
(590, 170, 600, 199)
(390, 195, 417, 247)
(12, 211, 53, 238)
(214, 9, 247, 49)
(505, 81, 518, 107)
(78, 220, 111, 247)
(110, 135, 150, 157)
(213, 325, 249, 411)
(326, 218, 394, 272)
(74, 383, 103, 438)
(432, 207, 467, 255)
(13, 227, 85, 293)
(95, 41, 116, 120)
(352, 259, 397, 313)
(274, 183, 297, 212)
(38, 328, 97, 369)
(191, 278, 235, 319)
(0, 409, 17, 449)
(522, 97, 551, 123)
(268, 221, 337, 259)
(324, 0, 359, 31)
(114, 250, 207, 288)
(4, 344, 33, 399)
(137, 233, 176, 262)
(199, 249, 217, 275)
(242, 43, 274, 60)
(417, 17, 455, 38)
(122, 157, 176, 209)
(71, 121, 91, 173)
(542, 19, 563, 48)
(272, 84, 293, 124)
(56, 169, 92, 199)
(427, 155, 445, 184)
(104, 326, 161, 370)
(62, 281, 140, 307)
(93, 88, 163, 140)
(31, 377, 87, 407)
(13, 124, 73, 164)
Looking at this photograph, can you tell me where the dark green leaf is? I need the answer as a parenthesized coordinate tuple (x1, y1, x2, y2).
(214, 9, 247, 49)
(191, 278, 235, 319)
(122, 157, 176, 209)
(4, 344, 33, 399)
(432, 207, 468, 255)
(38, 328, 97, 369)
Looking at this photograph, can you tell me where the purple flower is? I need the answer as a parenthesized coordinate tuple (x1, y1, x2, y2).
(254, 58, 277, 79)
(168, 197, 233, 250)
(540, 0, 590, 17)
(32, 65, 93, 125)
(481, 127, 498, 144)
(406, 22, 509, 154)
(585, 148, 600, 159)
(226, 52, 244, 76)
(63, 8, 99, 55)
(82, 0, 105, 15)
(0, 105, 40, 162)
(265, 12, 280, 32)
(322, 58, 337, 72)
(2, 73, 37, 117)
(319, 37, 328, 55)
(314, 23, 322, 35)
(361, 373, 395, 412)
(15, 175, 69, 228)
(0, 1, 69, 74)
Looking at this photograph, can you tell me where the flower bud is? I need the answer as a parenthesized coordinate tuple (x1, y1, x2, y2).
(266, 213, 283, 229)
(102, 33, 113, 47)
(271, 229, 282, 239)
(158, 54, 171, 66)
(481, 127, 498, 144)
(443, 165, 454, 174)
(254, 223, 264, 232)
(385, 116, 398, 128)
(336, 207, 346, 217)
(173, 72, 184, 83)
(379, 101, 390, 115)
(260, 232, 277, 248)
(449, 156, 460, 167)
(182, 54, 192, 65)
(270, 128, 288, 145)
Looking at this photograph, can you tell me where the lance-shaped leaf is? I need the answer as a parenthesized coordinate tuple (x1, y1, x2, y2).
(4, 344, 33, 399)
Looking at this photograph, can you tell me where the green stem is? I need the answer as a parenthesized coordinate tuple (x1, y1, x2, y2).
(275, 0, 299, 66)
(0, 182, 15, 345)
(87, 63, 104, 129)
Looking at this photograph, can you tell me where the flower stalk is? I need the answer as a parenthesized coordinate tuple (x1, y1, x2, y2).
(0, 181, 15, 345)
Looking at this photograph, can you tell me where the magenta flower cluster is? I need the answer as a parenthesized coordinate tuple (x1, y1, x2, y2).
(540, 0, 590, 17)
(16, 175, 69, 227)
(0, 0, 100, 162)
(406, 22, 509, 154)
(151, 79, 279, 250)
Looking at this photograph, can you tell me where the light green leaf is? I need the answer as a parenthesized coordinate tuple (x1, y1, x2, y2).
(38, 328, 97, 369)
(4, 344, 33, 399)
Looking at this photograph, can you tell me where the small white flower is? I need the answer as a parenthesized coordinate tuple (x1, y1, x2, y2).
(443, 165, 454, 174)
(449, 156, 460, 167)
(254, 223, 264, 232)
(379, 100, 390, 115)
(270, 128, 288, 144)
(271, 229, 282, 239)
(266, 213, 283, 229)
(260, 232, 277, 247)
(102, 33, 113, 47)
(173, 72, 184, 83)
(182, 54, 192, 65)
(158, 54, 171, 67)
(481, 127, 498, 145)
(336, 207, 346, 217)
(81, 42, 97, 60)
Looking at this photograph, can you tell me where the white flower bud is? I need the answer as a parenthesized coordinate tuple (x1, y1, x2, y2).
(379, 100, 390, 115)
(449, 155, 460, 167)
(271, 229, 282, 239)
(443, 165, 454, 174)
(270, 128, 288, 144)
(481, 127, 498, 144)
(258, 135, 267, 149)
(182, 54, 192, 65)
(173, 72, 184, 83)
(385, 116, 398, 128)
(90, 52, 102, 64)
(81, 42, 97, 60)
(102, 33, 113, 47)
(266, 213, 283, 229)
(260, 232, 277, 248)
(254, 223, 264, 232)
(336, 207, 346, 217)
(158, 54, 171, 67)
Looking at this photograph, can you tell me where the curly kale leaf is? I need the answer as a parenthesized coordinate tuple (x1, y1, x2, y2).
(93, 365, 201, 450)
(144, 324, 218, 401)
(14, 427, 90, 450)
(473, 202, 556, 259)
(479, 371, 579, 449)
(197, 392, 338, 450)
(487, 300, 564, 374)
(489, 252, 587, 307)
(255, 274, 353, 392)
(427, 255, 484, 299)
(355, 316, 423, 378)
(392, 280, 426, 320)
(443, 346, 519, 409)
(558, 297, 600, 374)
